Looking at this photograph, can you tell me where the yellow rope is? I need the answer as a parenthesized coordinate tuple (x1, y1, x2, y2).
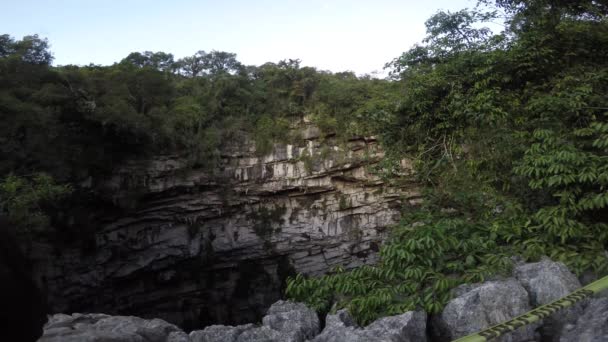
(453, 275, 608, 342)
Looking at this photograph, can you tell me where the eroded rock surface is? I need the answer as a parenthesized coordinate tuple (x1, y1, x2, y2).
(32, 123, 418, 329)
(559, 297, 608, 342)
(189, 324, 255, 342)
(432, 278, 537, 342)
(262, 300, 320, 341)
(514, 258, 583, 341)
(38, 313, 189, 342)
(38, 257, 605, 342)
(312, 309, 427, 342)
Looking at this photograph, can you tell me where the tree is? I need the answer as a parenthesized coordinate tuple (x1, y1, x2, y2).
(202, 50, 243, 75)
(177, 50, 207, 77)
(0, 173, 71, 235)
(0, 34, 15, 58)
(13, 35, 53, 65)
(177, 50, 243, 77)
(287, 0, 608, 324)
(122, 51, 175, 71)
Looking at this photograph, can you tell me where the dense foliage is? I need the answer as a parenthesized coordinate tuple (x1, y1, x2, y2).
(287, 0, 608, 324)
(2, 0, 607, 326)
(0, 34, 396, 236)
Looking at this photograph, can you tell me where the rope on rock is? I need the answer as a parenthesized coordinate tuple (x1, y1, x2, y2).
(452, 274, 608, 342)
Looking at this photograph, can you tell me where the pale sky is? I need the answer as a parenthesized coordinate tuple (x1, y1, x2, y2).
(2, 0, 475, 75)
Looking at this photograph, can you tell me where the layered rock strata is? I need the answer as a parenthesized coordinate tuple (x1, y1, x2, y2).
(32, 124, 419, 329)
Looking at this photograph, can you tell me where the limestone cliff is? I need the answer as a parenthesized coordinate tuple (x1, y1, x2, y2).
(31, 122, 420, 330)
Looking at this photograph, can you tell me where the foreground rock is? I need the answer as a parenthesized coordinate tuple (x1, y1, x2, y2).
(38, 259, 606, 342)
(514, 258, 583, 341)
(190, 300, 319, 342)
(189, 324, 255, 342)
(38, 313, 189, 342)
(262, 301, 320, 341)
(432, 278, 536, 342)
(312, 309, 427, 342)
(559, 297, 608, 342)
(39, 302, 429, 342)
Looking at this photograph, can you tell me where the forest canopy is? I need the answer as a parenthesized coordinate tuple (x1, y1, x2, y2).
(0, 32, 396, 238)
(1, 0, 607, 325)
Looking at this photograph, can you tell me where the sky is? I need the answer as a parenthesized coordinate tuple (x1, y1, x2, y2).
(2, 0, 475, 75)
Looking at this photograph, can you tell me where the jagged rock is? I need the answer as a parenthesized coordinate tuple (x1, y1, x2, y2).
(514, 258, 583, 341)
(362, 311, 427, 342)
(189, 324, 255, 342)
(189, 324, 295, 342)
(301, 126, 322, 140)
(312, 309, 427, 342)
(38, 313, 189, 342)
(235, 326, 286, 341)
(188, 300, 319, 342)
(514, 258, 582, 306)
(311, 310, 364, 342)
(31, 126, 418, 328)
(559, 297, 608, 342)
(327, 309, 357, 328)
(432, 278, 536, 342)
(261, 300, 320, 341)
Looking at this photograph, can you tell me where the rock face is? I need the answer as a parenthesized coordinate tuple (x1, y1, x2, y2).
(191, 300, 320, 342)
(312, 309, 427, 342)
(431, 259, 608, 342)
(432, 278, 537, 342)
(31, 123, 419, 329)
(262, 301, 320, 341)
(38, 313, 189, 342)
(514, 259, 582, 306)
(514, 258, 583, 341)
(559, 297, 608, 342)
(189, 324, 255, 342)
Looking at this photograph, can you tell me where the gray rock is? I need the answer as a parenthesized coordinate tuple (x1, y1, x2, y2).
(326, 309, 357, 328)
(514, 258, 581, 307)
(38, 313, 189, 342)
(361, 311, 427, 342)
(301, 126, 322, 140)
(262, 300, 320, 341)
(189, 324, 255, 342)
(559, 297, 608, 342)
(514, 258, 583, 340)
(312, 310, 369, 342)
(236, 325, 285, 342)
(312, 309, 427, 342)
(432, 278, 536, 342)
(32, 128, 416, 327)
(189, 301, 319, 342)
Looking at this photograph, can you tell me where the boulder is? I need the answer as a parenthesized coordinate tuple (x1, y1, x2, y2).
(261, 300, 320, 341)
(514, 258, 583, 341)
(432, 278, 536, 342)
(189, 324, 255, 342)
(312, 309, 427, 342)
(38, 313, 189, 342)
(189, 301, 319, 342)
(559, 297, 608, 342)
(514, 259, 581, 306)
(311, 310, 371, 342)
(235, 326, 286, 341)
(362, 311, 427, 342)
